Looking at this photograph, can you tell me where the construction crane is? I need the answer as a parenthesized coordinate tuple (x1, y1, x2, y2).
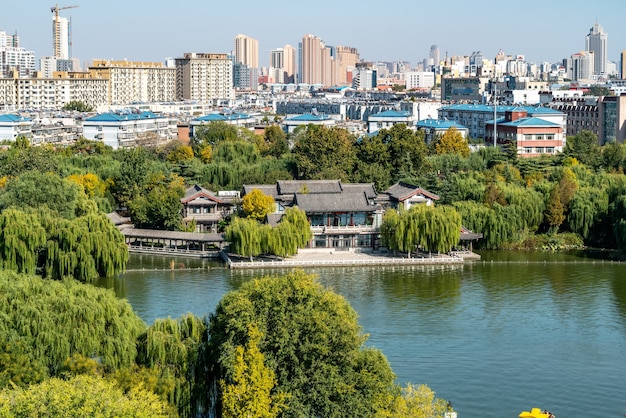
(51, 4, 79, 58)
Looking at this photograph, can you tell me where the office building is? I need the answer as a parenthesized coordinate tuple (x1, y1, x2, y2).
(621, 50, 626, 79)
(175, 53, 234, 104)
(585, 22, 607, 76)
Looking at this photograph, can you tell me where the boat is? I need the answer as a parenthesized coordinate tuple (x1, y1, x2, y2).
(519, 408, 555, 418)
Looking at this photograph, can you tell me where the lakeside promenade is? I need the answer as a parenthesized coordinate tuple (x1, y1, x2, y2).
(225, 248, 477, 269)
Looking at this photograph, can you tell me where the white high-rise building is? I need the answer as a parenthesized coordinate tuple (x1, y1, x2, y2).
(568, 51, 595, 81)
(53, 16, 70, 59)
(0, 31, 35, 78)
(585, 21, 607, 76)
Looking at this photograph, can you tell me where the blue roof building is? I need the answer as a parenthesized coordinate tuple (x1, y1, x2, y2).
(189, 111, 255, 137)
(83, 111, 177, 149)
(367, 110, 414, 134)
(281, 113, 336, 134)
(415, 118, 469, 144)
(438, 104, 566, 141)
(0, 114, 32, 141)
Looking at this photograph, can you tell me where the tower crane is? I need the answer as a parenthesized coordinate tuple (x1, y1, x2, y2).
(51, 4, 79, 58)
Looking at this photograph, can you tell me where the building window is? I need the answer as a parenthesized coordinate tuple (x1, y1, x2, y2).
(536, 134, 543, 140)
(524, 147, 532, 154)
(524, 135, 532, 140)
(535, 147, 544, 153)
(546, 147, 554, 153)
(546, 135, 554, 140)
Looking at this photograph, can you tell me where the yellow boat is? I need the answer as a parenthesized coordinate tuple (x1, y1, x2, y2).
(519, 408, 555, 418)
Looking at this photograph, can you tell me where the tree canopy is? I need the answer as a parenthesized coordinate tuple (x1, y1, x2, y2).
(0, 272, 145, 379)
(207, 270, 397, 418)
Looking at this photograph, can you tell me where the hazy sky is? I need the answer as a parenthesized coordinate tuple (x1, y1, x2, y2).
(2, 0, 624, 69)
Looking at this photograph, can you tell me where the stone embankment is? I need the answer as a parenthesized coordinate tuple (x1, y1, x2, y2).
(226, 248, 479, 269)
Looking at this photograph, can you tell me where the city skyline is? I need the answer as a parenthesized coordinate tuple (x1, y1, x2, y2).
(2, 0, 625, 69)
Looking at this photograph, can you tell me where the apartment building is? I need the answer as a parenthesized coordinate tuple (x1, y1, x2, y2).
(88, 60, 176, 105)
(82, 111, 177, 149)
(175, 53, 234, 104)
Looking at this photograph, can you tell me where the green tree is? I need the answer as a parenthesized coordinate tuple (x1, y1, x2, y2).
(0, 272, 145, 376)
(62, 100, 95, 112)
(135, 314, 208, 418)
(242, 188, 275, 221)
(207, 270, 396, 418)
(292, 125, 356, 180)
(221, 324, 288, 418)
(224, 217, 263, 259)
(261, 125, 289, 158)
(192, 121, 239, 151)
(377, 124, 429, 181)
(0, 374, 173, 418)
(0, 171, 83, 219)
(544, 185, 565, 232)
(562, 130, 601, 168)
(0, 142, 60, 178)
(433, 127, 470, 158)
(375, 383, 452, 418)
(381, 205, 461, 255)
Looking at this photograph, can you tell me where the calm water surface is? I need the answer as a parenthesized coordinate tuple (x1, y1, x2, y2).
(97, 251, 626, 417)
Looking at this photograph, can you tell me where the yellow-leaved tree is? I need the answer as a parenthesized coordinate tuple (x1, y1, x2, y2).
(242, 188, 275, 221)
(434, 127, 470, 158)
(221, 324, 288, 418)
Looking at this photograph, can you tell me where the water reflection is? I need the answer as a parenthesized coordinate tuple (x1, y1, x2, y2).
(95, 252, 626, 418)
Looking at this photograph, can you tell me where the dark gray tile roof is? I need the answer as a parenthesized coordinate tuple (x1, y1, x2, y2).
(277, 180, 342, 194)
(122, 227, 224, 242)
(294, 192, 375, 213)
(242, 184, 281, 199)
(341, 183, 377, 199)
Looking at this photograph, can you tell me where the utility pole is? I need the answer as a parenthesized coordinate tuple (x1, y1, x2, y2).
(493, 78, 497, 147)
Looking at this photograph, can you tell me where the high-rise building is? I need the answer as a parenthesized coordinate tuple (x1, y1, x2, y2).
(234, 34, 258, 90)
(52, 15, 70, 59)
(299, 34, 336, 87)
(0, 31, 35, 78)
(234, 34, 258, 68)
(283, 44, 296, 84)
(585, 22, 607, 76)
(621, 50, 626, 79)
(336, 46, 359, 86)
(429, 45, 440, 66)
(175, 53, 233, 103)
(567, 51, 595, 81)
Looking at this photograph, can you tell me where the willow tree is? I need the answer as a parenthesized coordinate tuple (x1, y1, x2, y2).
(135, 314, 208, 418)
(0, 272, 145, 377)
(225, 217, 262, 259)
(380, 205, 461, 256)
(207, 270, 396, 418)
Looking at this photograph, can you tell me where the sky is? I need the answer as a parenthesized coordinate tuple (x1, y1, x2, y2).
(2, 0, 625, 69)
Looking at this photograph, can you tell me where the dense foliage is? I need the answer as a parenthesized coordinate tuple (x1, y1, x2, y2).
(207, 270, 397, 417)
(0, 272, 145, 378)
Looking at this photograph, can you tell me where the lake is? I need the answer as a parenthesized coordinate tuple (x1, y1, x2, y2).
(96, 251, 626, 417)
